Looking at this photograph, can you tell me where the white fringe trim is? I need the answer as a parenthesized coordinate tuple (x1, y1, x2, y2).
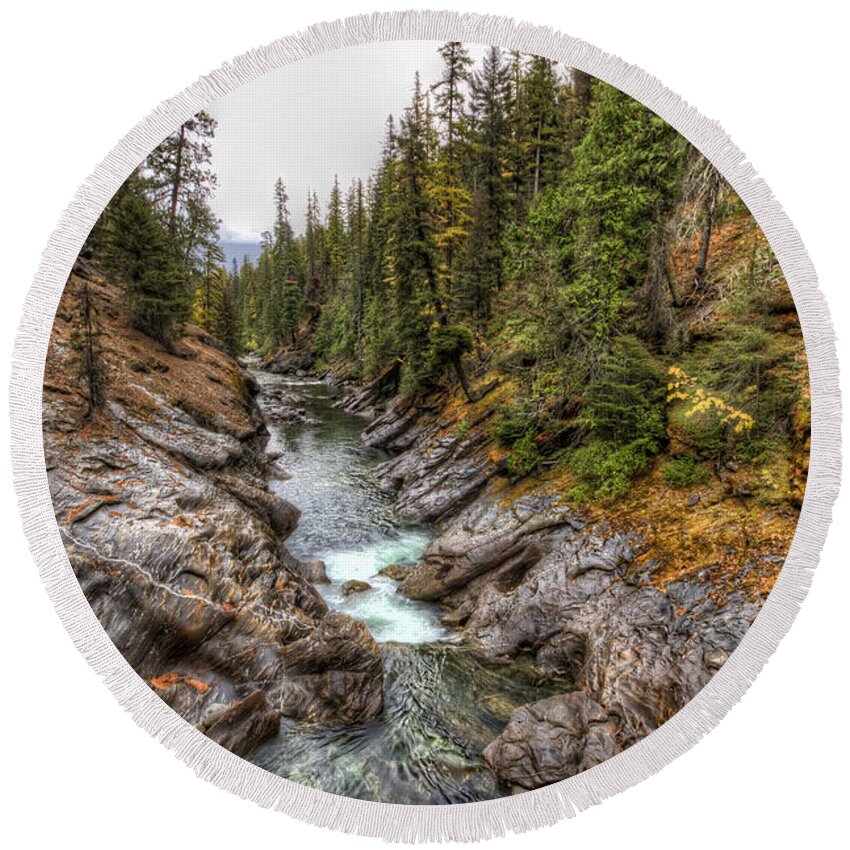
(8, 10, 841, 843)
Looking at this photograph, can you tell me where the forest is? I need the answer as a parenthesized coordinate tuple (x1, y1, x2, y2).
(84, 42, 807, 504)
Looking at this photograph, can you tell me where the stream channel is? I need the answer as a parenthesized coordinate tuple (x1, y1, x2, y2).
(250, 372, 562, 803)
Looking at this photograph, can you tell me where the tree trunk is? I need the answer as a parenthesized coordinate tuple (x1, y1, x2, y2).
(533, 114, 543, 200)
(169, 123, 186, 236)
(79, 280, 102, 417)
(694, 166, 721, 292)
(453, 353, 475, 402)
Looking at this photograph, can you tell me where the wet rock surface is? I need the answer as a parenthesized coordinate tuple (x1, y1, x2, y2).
(377, 563, 409, 581)
(482, 692, 619, 792)
(341, 579, 372, 597)
(257, 381, 315, 426)
(44, 277, 384, 758)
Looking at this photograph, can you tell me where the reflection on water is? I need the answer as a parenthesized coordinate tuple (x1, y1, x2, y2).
(251, 372, 562, 803)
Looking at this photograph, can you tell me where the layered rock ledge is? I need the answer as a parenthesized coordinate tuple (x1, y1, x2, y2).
(44, 276, 384, 756)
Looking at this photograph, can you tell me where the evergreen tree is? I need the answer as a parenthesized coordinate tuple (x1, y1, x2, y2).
(392, 72, 439, 385)
(325, 176, 346, 297)
(216, 271, 243, 357)
(270, 178, 303, 347)
(193, 240, 226, 332)
(430, 42, 473, 303)
(303, 191, 323, 324)
(145, 111, 218, 263)
(362, 119, 399, 375)
(346, 178, 368, 354)
(523, 56, 565, 200)
(463, 47, 512, 320)
(102, 188, 189, 347)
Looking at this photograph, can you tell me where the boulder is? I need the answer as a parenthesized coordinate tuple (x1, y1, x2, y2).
(203, 691, 281, 757)
(482, 692, 619, 791)
(341, 579, 372, 597)
(299, 559, 331, 584)
(377, 563, 408, 581)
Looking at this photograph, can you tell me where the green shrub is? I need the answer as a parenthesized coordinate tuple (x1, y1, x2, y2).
(667, 403, 726, 461)
(582, 336, 666, 445)
(453, 418, 472, 440)
(568, 336, 666, 499)
(506, 431, 541, 481)
(494, 401, 538, 446)
(570, 437, 658, 500)
(662, 456, 710, 488)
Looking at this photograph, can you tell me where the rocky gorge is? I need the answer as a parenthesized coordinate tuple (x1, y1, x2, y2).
(44, 267, 803, 799)
(298, 342, 802, 793)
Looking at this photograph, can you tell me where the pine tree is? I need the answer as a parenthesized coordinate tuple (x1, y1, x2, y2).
(463, 47, 512, 320)
(238, 255, 258, 348)
(362, 119, 399, 375)
(193, 240, 226, 332)
(102, 189, 189, 347)
(145, 111, 218, 264)
(216, 271, 243, 357)
(430, 42, 473, 303)
(392, 72, 440, 385)
(325, 177, 345, 298)
(269, 178, 303, 347)
(524, 56, 565, 200)
(346, 178, 368, 354)
(303, 191, 323, 324)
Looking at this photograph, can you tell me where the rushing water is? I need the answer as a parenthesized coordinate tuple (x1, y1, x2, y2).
(259, 373, 446, 643)
(251, 372, 562, 803)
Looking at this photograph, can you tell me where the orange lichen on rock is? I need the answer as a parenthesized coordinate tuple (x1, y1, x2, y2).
(149, 673, 210, 694)
(64, 494, 119, 525)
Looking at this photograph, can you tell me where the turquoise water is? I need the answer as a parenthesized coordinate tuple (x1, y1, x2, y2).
(258, 373, 447, 643)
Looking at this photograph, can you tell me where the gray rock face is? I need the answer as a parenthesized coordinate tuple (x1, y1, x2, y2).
(362, 397, 501, 522)
(43, 280, 384, 759)
(358, 389, 768, 791)
(407, 485, 762, 760)
(482, 693, 619, 792)
(401, 485, 581, 601)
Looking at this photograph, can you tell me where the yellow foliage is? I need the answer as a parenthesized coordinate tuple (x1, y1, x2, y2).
(667, 365, 754, 434)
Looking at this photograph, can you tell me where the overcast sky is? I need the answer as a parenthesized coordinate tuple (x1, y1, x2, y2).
(206, 41, 487, 252)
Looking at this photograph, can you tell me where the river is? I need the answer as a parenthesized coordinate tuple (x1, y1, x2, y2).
(250, 372, 562, 804)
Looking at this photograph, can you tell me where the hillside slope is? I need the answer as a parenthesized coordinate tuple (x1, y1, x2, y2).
(43, 270, 384, 756)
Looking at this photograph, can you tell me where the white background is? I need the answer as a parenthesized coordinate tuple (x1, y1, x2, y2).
(1, 1, 847, 846)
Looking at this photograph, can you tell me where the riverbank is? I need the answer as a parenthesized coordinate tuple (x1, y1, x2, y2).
(44, 273, 385, 756)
